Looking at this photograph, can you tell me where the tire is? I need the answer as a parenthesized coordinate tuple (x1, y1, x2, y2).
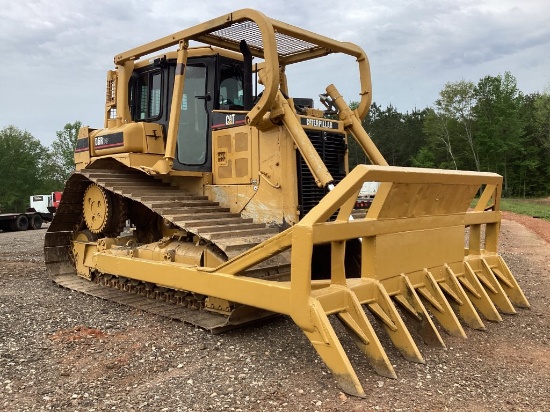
(30, 213, 43, 230)
(12, 215, 29, 231)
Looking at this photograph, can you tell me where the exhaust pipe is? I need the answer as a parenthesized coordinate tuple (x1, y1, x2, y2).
(240, 40, 253, 111)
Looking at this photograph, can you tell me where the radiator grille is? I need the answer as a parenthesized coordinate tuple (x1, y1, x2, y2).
(297, 130, 346, 218)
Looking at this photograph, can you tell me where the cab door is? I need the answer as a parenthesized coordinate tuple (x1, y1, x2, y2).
(172, 55, 244, 172)
(174, 59, 213, 171)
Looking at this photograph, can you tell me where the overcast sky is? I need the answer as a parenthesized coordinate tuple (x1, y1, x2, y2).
(1, 0, 549, 146)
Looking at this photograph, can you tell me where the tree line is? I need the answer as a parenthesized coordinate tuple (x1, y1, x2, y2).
(1, 71, 549, 211)
(350, 72, 550, 197)
(0, 122, 80, 212)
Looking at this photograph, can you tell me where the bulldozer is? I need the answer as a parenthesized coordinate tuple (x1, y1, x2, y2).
(44, 9, 529, 397)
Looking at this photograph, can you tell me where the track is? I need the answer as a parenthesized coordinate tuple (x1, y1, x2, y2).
(44, 165, 287, 332)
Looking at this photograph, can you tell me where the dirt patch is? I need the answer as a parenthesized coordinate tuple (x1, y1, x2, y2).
(49, 325, 109, 343)
(501, 210, 550, 245)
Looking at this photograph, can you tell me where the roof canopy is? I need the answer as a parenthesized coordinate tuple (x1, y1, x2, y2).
(114, 9, 371, 121)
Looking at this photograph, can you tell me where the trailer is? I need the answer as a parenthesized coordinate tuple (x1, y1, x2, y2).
(0, 211, 51, 231)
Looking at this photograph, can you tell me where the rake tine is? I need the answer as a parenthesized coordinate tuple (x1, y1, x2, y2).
(493, 255, 530, 308)
(300, 298, 366, 397)
(418, 269, 466, 338)
(392, 275, 445, 348)
(463, 261, 502, 322)
(337, 289, 397, 379)
(478, 258, 516, 314)
(351, 280, 424, 364)
(442, 264, 486, 330)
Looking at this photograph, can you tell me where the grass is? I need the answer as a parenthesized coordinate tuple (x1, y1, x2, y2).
(499, 198, 550, 221)
(470, 196, 550, 221)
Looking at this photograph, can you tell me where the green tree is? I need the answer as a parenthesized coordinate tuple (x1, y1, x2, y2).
(368, 104, 403, 165)
(534, 90, 550, 154)
(438, 80, 478, 170)
(411, 146, 436, 168)
(362, 103, 424, 166)
(517, 93, 548, 196)
(422, 108, 459, 169)
(534, 89, 550, 194)
(348, 101, 428, 168)
(352, 76, 549, 196)
(51, 121, 81, 185)
(0, 126, 49, 211)
(39, 151, 64, 193)
(421, 80, 478, 171)
(398, 108, 428, 167)
(474, 72, 524, 194)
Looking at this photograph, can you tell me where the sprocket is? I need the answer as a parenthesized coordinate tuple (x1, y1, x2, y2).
(82, 183, 126, 235)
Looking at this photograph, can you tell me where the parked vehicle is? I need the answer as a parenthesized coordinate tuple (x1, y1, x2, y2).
(0, 192, 61, 232)
(29, 192, 63, 214)
(355, 181, 380, 209)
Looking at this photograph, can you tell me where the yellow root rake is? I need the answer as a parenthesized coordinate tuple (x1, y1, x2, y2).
(87, 164, 529, 397)
(215, 164, 529, 396)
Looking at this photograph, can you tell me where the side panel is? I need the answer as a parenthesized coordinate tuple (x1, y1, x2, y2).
(74, 126, 92, 169)
(212, 124, 253, 185)
(207, 123, 300, 227)
(90, 123, 165, 156)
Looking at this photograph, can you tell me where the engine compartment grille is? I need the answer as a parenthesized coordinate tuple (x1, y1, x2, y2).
(297, 130, 346, 218)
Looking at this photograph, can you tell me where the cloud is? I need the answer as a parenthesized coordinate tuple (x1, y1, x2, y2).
(0, 0, 549, 145)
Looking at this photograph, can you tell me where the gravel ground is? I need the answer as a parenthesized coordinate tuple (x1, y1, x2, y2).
(0, 215, 549, 412)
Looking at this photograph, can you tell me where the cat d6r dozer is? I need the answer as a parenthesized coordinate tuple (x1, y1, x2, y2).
(45, 9, 529, 397)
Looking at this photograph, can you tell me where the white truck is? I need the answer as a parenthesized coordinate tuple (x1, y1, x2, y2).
(355, 181, 380, 209)
(29, 192, 62, 214)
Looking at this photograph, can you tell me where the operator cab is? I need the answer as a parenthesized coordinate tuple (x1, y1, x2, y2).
(128, 51, 247, 172)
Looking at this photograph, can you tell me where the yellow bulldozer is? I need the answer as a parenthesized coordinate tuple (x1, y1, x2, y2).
(45, 9, 529, 397)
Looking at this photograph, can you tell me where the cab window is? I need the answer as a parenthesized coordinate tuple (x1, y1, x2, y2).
(218, 64, 244, 109)
(135, 70, 162, 120)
